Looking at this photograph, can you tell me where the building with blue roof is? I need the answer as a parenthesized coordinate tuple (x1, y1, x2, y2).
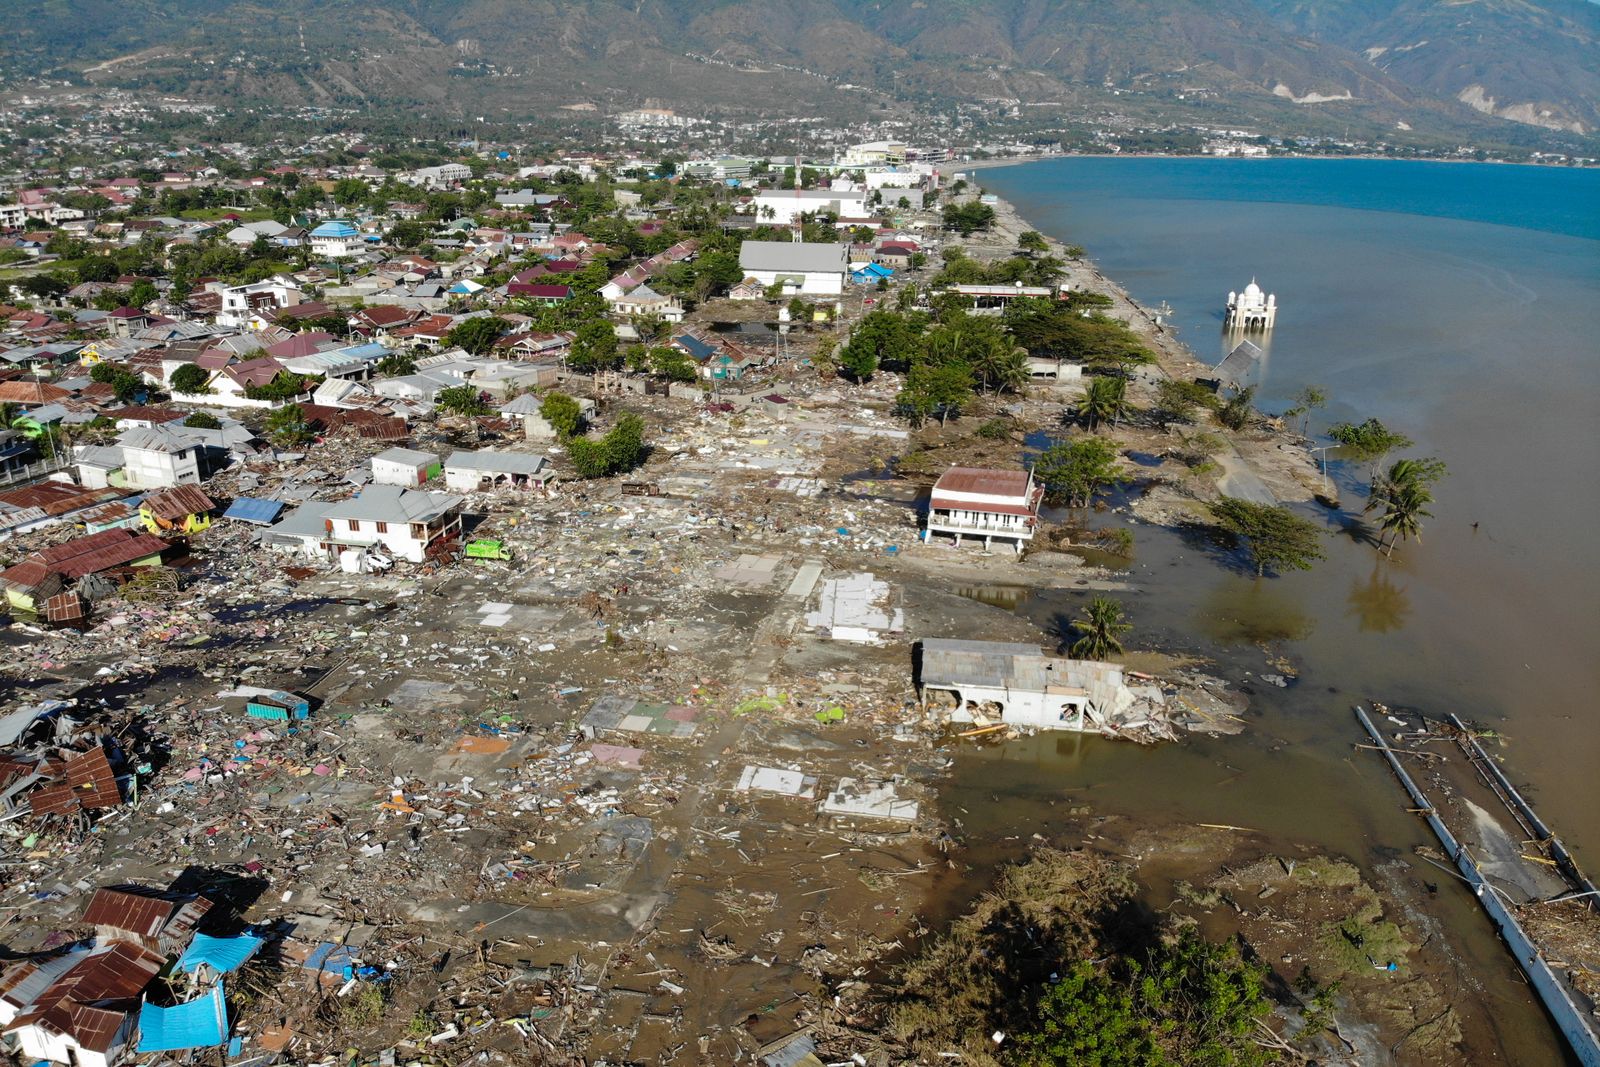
(222, 497, 285, 526)
(310, 220, 362, 258)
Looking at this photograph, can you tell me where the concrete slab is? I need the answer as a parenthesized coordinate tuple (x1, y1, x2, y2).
(785, 561, 824, 600)
(820, 777, 919, 822)
(737, 765, 818, 798)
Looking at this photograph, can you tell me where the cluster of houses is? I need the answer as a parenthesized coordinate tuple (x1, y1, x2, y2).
(0, 885, 259, 1067)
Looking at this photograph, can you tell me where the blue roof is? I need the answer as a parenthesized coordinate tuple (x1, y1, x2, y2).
(178, 933, 265, 975)
(223, 497, 285, 525)
(674, 335, 717, 361)
(137, 982, 228, 1052)
(311, 220, 359, 238)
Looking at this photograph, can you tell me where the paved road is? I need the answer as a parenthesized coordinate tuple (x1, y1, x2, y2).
(1214, 447, 1277, 505)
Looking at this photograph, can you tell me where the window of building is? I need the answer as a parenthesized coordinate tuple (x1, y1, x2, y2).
(347, 519, 359, 532)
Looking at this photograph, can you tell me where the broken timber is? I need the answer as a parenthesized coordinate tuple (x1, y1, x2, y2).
(1353, 704, 1600, 1067)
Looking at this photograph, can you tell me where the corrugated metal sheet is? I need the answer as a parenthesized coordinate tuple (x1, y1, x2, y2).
(44, 590, 85, 624)
(136, 981, 228, 1052)
(141, 484, 216, 521)
(177, 933, 264, 975)
(222, 497, 285, 525)
(0, 482, 123, 517)
(82, 887, 176, 937)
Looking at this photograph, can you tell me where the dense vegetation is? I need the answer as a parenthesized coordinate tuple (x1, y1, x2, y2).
(886, 850, 1279, 1067)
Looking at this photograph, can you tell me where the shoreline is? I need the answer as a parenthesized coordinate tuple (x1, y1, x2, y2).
(960, 185, 1326, 507)
(952, 151, 1596, 173)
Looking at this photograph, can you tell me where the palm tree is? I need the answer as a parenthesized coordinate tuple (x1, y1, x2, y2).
(1069, 597, 1132, 660)
(1080, 376, 1126, 431)
(1375, 479, 1432, 558)
(973, 345, 1029, 395)
(1365, 457, 1445, 557)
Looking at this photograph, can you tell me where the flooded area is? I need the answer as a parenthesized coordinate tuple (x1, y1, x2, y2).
(950, 157, 1600, 1063)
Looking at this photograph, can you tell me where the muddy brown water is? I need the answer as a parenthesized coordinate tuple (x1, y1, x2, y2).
(920, 157, 1600, 1063)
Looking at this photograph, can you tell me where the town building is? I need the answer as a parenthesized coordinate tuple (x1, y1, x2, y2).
(738, 241, 849, 297)
(924, 466, 1042, 554)
(370, 447, 440, 487)
(317, 485, 464, 564)
(751, 188, 868, 225)
(309, 220, 362, 258)
(442, 450, 551, 493)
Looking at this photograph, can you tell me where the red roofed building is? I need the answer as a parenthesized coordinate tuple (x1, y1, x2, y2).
(507, 283, 571, 306)
(926, 466, 1043, 555)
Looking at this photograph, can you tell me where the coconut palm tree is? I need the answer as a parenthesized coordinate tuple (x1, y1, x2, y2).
(1079, 376, 1126, 431)
(1069, 597, 1132, 660)
(1375, 479, 1433, 558)
(1365, 457, 1446, 557)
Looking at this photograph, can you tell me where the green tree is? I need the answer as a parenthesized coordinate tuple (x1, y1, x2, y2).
(649, 347, 698, 383)
(1328, 417, 1413, 465)
(435, 385, 490, 417)
(539, 391, 583, 438)
(1017, 230, 1049, 255)
(942, 201, 996, 236)
(567, 320, 620, 373)
(1017, 934, 1273, 1067)
(90, 362, 145, 402)
(127, 279, 158, 308)
(332, 178, 368, 205)
(1365, 457, 1446, 558)
(445, 316, 509, 356)
(245, 372, 316, 402)
(375, 352, 416, 377)
(264, 404, 313, 447)
(169, 363, 212, 395)
(1153, 378, 1216, 431)
(567, 412, 648, 479)
(1216, 385, 1257, 431)
(1035, 437, 1123, 507)
(1069, 597, 1132, 660)
(182, 411, 221, 429)
(1080, 376, 1126, 431)
(386, 220, 429, 248)
(1210, 498, 1326, 577)
(1291, 385, 1326, 435)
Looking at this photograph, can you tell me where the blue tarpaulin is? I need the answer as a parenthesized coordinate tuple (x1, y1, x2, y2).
(303, 941, 358, 978)
(223, 497, 286, 525)
(136, 982, 228, 1052)
(178, 933, 265, 975)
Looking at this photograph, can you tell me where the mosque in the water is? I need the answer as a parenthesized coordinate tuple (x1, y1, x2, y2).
(1225, 278, 1277, 330)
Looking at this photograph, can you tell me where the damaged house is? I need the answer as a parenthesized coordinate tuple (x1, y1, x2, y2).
(0, 886, 221, 1067)
(917, 638, 1166, 735)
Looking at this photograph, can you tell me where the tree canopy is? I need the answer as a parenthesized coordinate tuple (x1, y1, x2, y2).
(1210, 498, 1326, 577)
(1035, 436, 1123, 507)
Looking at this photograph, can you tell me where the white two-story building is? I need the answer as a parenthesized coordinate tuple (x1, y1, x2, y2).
(924, 466, 1043, 555)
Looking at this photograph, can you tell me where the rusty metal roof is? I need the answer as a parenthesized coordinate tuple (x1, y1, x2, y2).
(65, 746, 122, 809)
(2, 940, 164, 1054)
(0, 482, 123, 517)
(140, 484, 215, 522)
(931, 466, 1032, 499)
(82, 887, 179, 938)
(25, 528, 167, 581)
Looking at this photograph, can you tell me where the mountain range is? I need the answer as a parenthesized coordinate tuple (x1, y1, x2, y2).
(7, 0, 1598, 147)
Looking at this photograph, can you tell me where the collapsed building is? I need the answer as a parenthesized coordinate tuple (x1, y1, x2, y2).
(917, 638, 1175, 738)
